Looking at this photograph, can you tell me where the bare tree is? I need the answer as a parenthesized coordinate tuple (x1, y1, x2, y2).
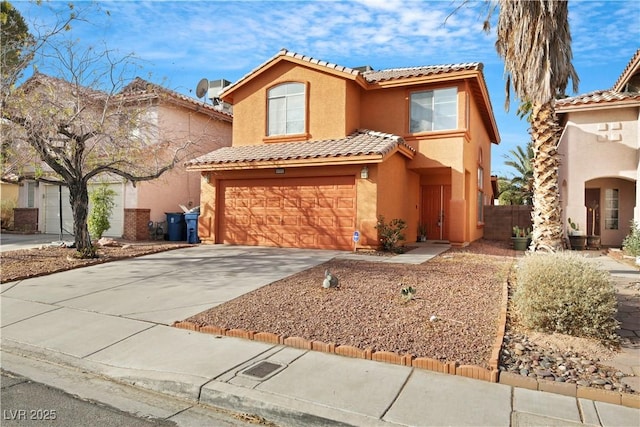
(2, 34, 189, 257)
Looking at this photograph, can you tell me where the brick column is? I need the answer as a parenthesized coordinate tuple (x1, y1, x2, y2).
(13, 208, 38, 232)
(123, 209, 150, 241)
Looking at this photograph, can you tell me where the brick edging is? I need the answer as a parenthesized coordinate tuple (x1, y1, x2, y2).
(172, 277, 512, 384)
(173, 273, 639, 408)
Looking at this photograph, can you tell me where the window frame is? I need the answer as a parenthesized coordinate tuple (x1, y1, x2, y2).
(604, 188, 619, 230)
(266, 82, 307, 137)
(409, 87, 458, 134)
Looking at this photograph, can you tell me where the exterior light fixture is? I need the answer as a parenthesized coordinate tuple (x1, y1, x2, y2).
(275, 168, 285, 174)
(360, 166, 369, 179)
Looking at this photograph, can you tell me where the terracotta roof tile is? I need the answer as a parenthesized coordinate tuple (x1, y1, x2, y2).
(187, 129, 414, 167)
(221, 48, 483, 97)
(120, 77, 232, 120)
(555, 90, 640, 109)
(613, 48, 640, 92)
(363, 63, 482, 83)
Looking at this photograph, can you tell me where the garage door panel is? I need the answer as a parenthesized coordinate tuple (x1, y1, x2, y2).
(337, 198, 355, 209)
(221, 176, 356, 250)
(337, 216, 355, 228)
(282, 215, 298, 226)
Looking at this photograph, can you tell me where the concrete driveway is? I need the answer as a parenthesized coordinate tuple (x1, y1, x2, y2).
(1, 245, 342, 324)
(0, 232, 74, 252)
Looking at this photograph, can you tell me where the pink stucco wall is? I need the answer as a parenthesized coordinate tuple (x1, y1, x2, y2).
(558, 106, 639, 246)
(130, 103, 232, 223)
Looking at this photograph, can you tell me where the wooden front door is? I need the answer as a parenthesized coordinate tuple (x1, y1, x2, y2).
(585, 188, 601, 236)
(421, 185, 451, 241)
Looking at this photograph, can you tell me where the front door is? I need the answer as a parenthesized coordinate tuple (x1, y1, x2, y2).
(585, 188, 601, 236)
(421, 185, 451, 241)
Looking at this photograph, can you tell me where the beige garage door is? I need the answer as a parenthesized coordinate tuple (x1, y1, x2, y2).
(221, 176, 356, 250)
(43, 183, 124, 237)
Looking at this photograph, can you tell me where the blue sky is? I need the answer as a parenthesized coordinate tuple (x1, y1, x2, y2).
(13, 0, 640, 176)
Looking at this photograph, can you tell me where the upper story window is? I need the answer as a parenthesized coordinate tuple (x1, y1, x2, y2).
(410, 87, 457, 133)
(267, 82, 305, 136)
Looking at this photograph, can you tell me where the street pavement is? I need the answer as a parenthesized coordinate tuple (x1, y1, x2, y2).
(1, 370, 178, 427)
(1, 239, 639, 426)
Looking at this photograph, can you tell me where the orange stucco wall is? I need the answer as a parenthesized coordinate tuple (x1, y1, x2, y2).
(204, 59, 497, 248)
(228, 62, 352, 144)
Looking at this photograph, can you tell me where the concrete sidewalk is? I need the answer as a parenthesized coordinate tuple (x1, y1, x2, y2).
(1, 245, 639, 426)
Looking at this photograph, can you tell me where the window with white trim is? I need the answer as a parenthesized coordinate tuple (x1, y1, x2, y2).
(605, 188, 619, 230)
(267, 82, 305, 136)
(410, 87, 457, 133)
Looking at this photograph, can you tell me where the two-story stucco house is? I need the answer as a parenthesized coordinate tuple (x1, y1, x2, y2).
(187, 49, 500, 250)
(556, 49, 640, 247)
(11, 75, 232, 239)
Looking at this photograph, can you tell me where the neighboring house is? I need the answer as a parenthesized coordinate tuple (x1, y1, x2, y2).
(9, 75, 232, 238)
(0, 178, 19, 229)
(187, 49, 500, 250)
(556, 49, 640, 247)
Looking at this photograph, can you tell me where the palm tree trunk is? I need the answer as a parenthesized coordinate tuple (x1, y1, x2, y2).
(529, 102, 564, 252)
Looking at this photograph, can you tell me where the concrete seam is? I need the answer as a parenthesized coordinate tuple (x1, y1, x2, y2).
(592, 400, 604, 427)
(379, 367, 414, 421)
(197, 344, 280, 396)
(509, 386, 514, 427)
(577, 396, 585, 424)
(82, 324, 157, 359)
(0, 304, 62, 328)
(1, 280, 24, 293)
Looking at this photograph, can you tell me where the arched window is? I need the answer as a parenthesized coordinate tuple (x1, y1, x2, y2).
(267, 82, 305, 136)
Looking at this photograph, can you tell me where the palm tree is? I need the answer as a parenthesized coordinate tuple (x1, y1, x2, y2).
(502, 142, 533, 205)
(489, 0, 579, 251)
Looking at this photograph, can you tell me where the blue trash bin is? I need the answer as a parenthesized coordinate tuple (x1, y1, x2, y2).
(184, 212, 200, 244)
(165, 212, 186, 241)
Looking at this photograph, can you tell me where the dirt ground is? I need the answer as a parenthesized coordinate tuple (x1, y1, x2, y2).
(0, 240, 190, 283)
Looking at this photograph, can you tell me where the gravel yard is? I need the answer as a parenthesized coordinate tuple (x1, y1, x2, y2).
(187, 248, 513, 368)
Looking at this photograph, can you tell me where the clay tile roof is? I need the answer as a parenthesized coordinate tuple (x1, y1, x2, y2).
(187, 129, 414, 167)
(613, 48, 640, 92)
(363, 63, 482, 83)
(120, 77, 232, 120)
(555, 90, 640, 109)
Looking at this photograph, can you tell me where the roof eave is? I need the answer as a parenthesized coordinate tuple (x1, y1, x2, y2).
(221, 49, 362, 103)
(186, 153, 385, 172)
(556, 98, 640, 113)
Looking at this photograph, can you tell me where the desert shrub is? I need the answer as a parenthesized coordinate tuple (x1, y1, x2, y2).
(622, 220, 640, 257)
(513, 252, 618, 343)
(1, 198, 16, 229)
(88, 184, 116, 239)
(375, 215, 407, 253)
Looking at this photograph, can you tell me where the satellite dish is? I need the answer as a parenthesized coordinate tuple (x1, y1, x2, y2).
(196, 78, 209, 99)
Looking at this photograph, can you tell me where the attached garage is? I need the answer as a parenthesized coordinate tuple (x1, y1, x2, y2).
(221, 176, 355, 250)
(187, 130, 416, 250)
(42, 183, 124, 237)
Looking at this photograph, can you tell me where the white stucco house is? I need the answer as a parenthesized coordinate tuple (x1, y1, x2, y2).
(556, 49, 640, 247)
